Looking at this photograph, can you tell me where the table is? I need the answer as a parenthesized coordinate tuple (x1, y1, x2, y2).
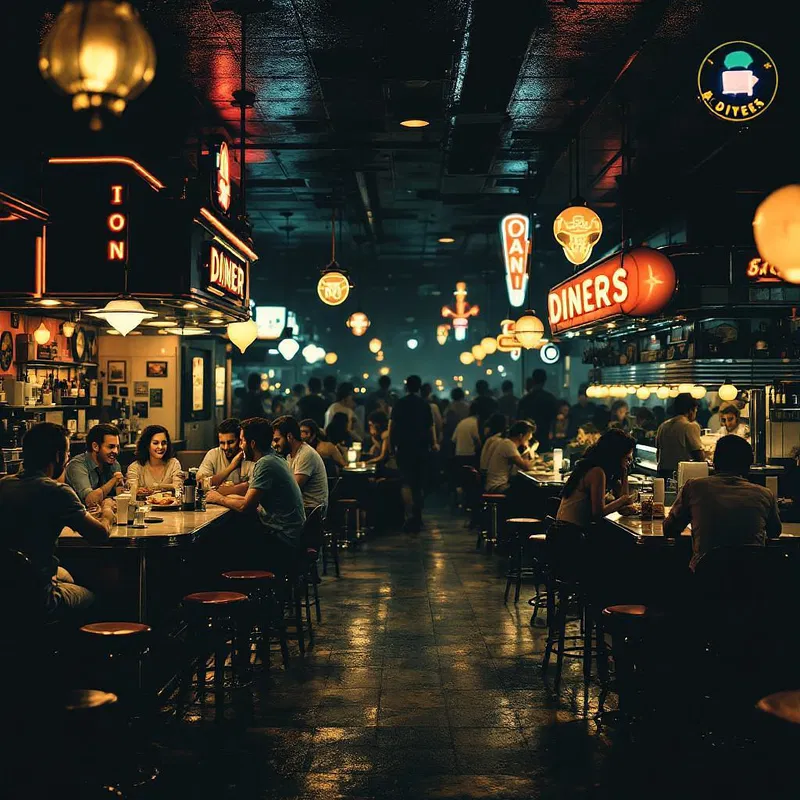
(519, 468, 566, 488)
(59, 505, 229, 622)
(342, 464, 377, 475)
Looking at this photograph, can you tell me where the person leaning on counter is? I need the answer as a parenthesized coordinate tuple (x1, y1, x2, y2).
(65, 423, 123, 507)
(655, 393, 705, 479)
(0, 422, 114, 621)
(196, 418, 254, 495)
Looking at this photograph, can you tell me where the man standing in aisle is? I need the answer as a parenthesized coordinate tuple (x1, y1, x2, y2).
(516, 369, 557, 452)
(655, 393, 705, 479)
(206, 417, 305, 569)
(271, 415, 329, 514)
(497, 380, 518, 423)
(197, 418, 253, 496)
(295, 376, 327, 428)
(390, 375, 438, 533)
(65, 423, 123, 507)
(324, 382, 363, 440)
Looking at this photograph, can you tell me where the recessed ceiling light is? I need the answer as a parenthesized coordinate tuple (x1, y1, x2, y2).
(163, 326, 210, 336)
(144, 320, 176, 327)
(37, 298, 62, 307)
(400, 119, 430, 128)
(183, 302, 199, 310)
(438, 237, 455, 244)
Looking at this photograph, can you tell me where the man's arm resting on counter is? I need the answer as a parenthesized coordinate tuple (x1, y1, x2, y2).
(215, 481, 249, 496)
(84, 473, 122, 508)
(71, 502, 115, 543)
(211, 487, 263, 513)
(767, 497, 783, 540)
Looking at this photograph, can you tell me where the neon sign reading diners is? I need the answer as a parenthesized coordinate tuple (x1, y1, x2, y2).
(499, 214, 530, 308)
(547, 247, 676, 334)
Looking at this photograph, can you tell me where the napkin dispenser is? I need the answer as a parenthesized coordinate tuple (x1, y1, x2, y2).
(677, 461, 709, 489)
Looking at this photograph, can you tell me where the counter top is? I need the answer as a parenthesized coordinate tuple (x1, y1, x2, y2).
(59, 504, 229, 549)
(605, 508, 800, 544)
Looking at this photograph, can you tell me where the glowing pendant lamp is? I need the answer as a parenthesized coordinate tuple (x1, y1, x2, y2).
(347, 311, 370, 336)
(480, 336, 498, 355)
(459, 352, 475, 365)
(368, 337, 382, 354)
(753, 185, 800, 284)
(718, 379, 738, 402)
(34, 322, 52, 345)
(227, 318, 258, 353)
(514, 310, 545, 349)
(61, 320, 76, 338)
(88, 297, 156, 335)
(277, 337, 300, 361)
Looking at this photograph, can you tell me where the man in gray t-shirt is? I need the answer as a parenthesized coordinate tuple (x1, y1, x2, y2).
(272, 415, 329, 513)
(656, 393, 705, 478)
(197, 418, 253, 495)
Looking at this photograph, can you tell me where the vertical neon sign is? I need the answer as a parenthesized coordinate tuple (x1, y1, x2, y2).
(500, 214, 530, 308)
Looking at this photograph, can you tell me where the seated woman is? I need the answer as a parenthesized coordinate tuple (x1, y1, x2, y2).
(549, 428, 637, 581)
(364, 410, 398, 473)
(126, 425, 183, 498)
(325, 411, 354, 456)
(300, 418, 346, 474)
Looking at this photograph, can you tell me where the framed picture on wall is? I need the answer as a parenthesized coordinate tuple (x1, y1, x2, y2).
(150, 388, 163, 408)
(146, 361, 168, 378)
(107, 385, 117, 396)
(134, 381, 149, 397)
(118, 385, 129, 397)
(107, 360, 126, 383)
(133, 401, 148, 418)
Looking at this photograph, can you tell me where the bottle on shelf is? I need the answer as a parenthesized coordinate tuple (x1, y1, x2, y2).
(0, 377, 6, 404)
(78, 375, 87, 401)
(41, 374, 53, 406)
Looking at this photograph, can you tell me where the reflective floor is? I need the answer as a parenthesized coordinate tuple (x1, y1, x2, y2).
(152, 502, 796, 799)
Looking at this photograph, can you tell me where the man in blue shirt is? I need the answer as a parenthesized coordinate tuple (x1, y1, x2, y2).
(206, 417, 305, 568)
(65, 423, 123, 507)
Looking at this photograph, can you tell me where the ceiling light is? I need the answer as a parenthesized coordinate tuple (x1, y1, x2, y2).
(183, 302, 199, 310)
(33, 322, 51, 345)
(87, 297, 156, 335)
(227, 319, 258, 353)
(379, 367, 390, 376)
(37, 298, 61, 307)
(144, 320, 177, 327)
(480, 336, 498, 355)
(368, 337, 382, 354)
(106, 329, 121, 335)
(514, 311, 545, 349)
(406, 338, 419, 350)
(277, 338, 300, 361)
(163, 326, 210, 336)
(459, 352, 474, 365)
(400, 119, 430, 128)
(61, 320, 76, 338)
(718, 380, 738, 402)
(438, 237, 455, 244)
(324, 352, 338, 365)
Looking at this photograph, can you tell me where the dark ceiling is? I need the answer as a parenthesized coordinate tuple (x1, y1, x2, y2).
(2, 0, 798, 359)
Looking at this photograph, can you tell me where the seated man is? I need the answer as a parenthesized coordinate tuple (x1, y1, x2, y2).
(485, 420, 535, 493)
(664, 434, 781, 571)
(272, 415, 329, 514)
(0, 422, 114, 620)
(65, 423, 123, 507)
(206, 418, 306, 569)
(196, 417, 253, 495)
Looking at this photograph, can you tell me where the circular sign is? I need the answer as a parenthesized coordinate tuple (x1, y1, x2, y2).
(553, 206, 603, 266)
(540, 342, 560, 365)
(317, 271, 350, 306)
(698, 41, 778, 123)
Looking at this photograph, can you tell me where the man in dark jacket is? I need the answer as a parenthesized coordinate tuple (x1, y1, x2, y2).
(516, 369, 557, 452)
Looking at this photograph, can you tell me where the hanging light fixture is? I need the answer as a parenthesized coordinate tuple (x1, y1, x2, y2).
(636, 386, 652, 400)
(752, 185, 800, 284)
(595, 385, 610, 399)
(324, 352, 338, 365)
(678, 383, 694, 395)
(368, 337, 382, 354)
(406, 338, 419, 350)
(718, 379, 738, 402)
(375, 351, 385, 362)
(471, 344, 486, 362)
(227, 319, 258, 353)
(514, 311, 545, 349)
(480, 336, 498, 355)
(553, 204, 603, 266)
(39, 0, 157, 131)
(346, 311, 370, 336)
(441, 282, 479, 341)
(691, 385, 707, 399)
(317, 204, 351, 305)
(88, 297, 156, 336)
(164, 325, 210, 336)
(459, 352, 474, 365)
(436, 324, 450, 346)
(656, 385, 670, 399)
(61, 319, 76, 338)
(33, 322, 51, 345)
(277, 337, 300, 361)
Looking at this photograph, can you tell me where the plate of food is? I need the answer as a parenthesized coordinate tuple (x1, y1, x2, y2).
(148, 492, 180, 509)
(618, 503, 641, 517)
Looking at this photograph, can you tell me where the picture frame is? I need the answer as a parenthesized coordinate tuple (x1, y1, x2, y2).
(149, 388, 163, 408)
(118, 385, 129, 397)
(10, 313, 20, 329)
(106, 385, 117, 396)
(134, 381, 149, 397)
(133, 401, 148, 418)
(107, 360, 126, 383)
(146, 361, 168, 378)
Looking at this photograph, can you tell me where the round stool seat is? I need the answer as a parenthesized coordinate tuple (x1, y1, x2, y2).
(528, 533, 547, 542)
(183, 591, 248, 606)
(757, 690, 800, 724)
(506, 517, 543, 525)
(338, 498, 358, 505)
(482, 493, 507, 501)
(602, 604, 647, 617)
(64, 689, 118, 711)
(80, 622, 151, 637)
(222, 570, 275, 581)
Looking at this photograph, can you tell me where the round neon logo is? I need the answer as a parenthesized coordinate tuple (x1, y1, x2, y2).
(540, 342, 560, 365)
(317, 271, 350, 306)
(698, 41, 777, 123)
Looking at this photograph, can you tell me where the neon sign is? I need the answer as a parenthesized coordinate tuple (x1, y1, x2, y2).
(496, 319, 522, 359)
(553, 205, 602, 266)
(547, 247, 676, 334)
(698, 41, 778, 123)
(499, 214, 530, 307)
(746, 257, 782, 283)
(107, 184, 128, 263)
(205, 242, 246, 301)
(441, 282, 479, 341)
(317, 271, 350, 306)
(212, 141, 231, 215)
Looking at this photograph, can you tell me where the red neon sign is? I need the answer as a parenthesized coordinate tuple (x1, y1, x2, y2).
(547, 247, 676, 334)
(215, 141, 231, 215)
(107, 184, 127, 262)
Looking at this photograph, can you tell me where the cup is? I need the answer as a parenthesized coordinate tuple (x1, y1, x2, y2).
(116, 493, 131, 525)
(133, 502, 148, 528)
(640, 492, 654, 520)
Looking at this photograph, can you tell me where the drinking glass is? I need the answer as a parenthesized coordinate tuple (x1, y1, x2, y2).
(639, 492, 654, 521)
(133, 501, 149, 527)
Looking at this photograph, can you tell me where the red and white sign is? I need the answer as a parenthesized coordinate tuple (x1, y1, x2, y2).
(499, 214, 530, 308)
(547, 247, 676, 334)
(746, 257, 783, 283)
(214, 141, 231, 215)
(206, 242, 246, 301)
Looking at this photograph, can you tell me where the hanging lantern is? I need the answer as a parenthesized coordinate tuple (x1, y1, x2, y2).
(636, 386, 652, 400)
(39, 0, 157, 130)
(691, 385, 707, 399)
(346, 311, 370, 336)
(368, 337, 382, 354)
(753, 185, 800, 284)
(678, 383, 694, 395)
(553, 205, 603, 266)
(514, 311, 545, 349)
(585, 385, 597, 399)
(459, 352, 475, 365)
(33, 322, 51, 345)
(375, 351, 385, 362)
(610, 385, 626, 398)
(718, 380, 738, 402)
(87, 297, 156, 336)
(626, 385, 637, 395)
(277, 337, 299, 361)
(324, 352, 338, 365)
(227, 319, 259, 353)
(61, 320, 76, 338)
(441, 282, 479, 342)
(436, 325, 450, 346)
(471, 344, 486, 362)
(480, 336, 498, 355)
(669, 386, 680, 398)
(656, 385, 670, 399)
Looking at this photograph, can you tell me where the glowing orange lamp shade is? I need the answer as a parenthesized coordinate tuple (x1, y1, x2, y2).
(436, 324, 450, 345)
(368, 337, 382, 354)
(553, 205, 603, 266)
(346, 311, 370, 336)
(753, 185, 800, 284)
(317, 271, 350, 306)
(514, 312, 545, 349)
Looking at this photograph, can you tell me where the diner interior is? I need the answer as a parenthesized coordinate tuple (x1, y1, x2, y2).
(2, 0, 800, 798)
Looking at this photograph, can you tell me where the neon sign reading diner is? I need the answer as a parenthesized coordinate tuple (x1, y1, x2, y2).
(206, 242, 246, 300)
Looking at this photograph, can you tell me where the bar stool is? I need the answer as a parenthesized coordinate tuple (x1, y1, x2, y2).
(337, 498, 362, 549)
(283, 555, 315, 658)
(322, 520, 340, 577)
(306, 548, 322, 623)
(600, 605, 648, 718)
(479, 493, 507, 552)
(222, 570, 290, 670)
(526, 533, 550, 626)
(179, 591, 249, 712)
(503, 518, 545, 604)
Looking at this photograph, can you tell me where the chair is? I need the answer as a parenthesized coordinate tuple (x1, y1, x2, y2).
(322, 477, 342, 576)
(459, 465, 483, 529)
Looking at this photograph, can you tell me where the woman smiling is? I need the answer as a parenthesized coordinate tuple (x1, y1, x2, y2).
(126, 425, 183, 496)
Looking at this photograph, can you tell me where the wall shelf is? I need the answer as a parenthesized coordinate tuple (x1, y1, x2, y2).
(21, 360, 98, 369)
(0, 404, 98, 411)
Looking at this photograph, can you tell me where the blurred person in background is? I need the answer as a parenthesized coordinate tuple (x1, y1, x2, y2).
(552, 400, 571, 450)
(296, 376, 327, 428)
(452, 402, 482, 470)
(286, 383, 306, 417)
(568, 384, 597, 439)
(322, 375, 337, 406)
(609, 399, 631, 432)
(324, 382, 363, 440)
(325, 411, 355, 455)
(366, 374, 396, 416)
(497, 380, 518, 423)
(473, 379, 498, 422)
(300, 418, 345, 474)
(517, 369, 557, 452)
(240, 372, 267, 419)
(421, 383, 443, 444)
(484, 420, 536, 493)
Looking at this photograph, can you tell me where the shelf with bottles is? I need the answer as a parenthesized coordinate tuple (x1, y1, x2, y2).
(20, 360, 99, 370)
(0, 404, 99, 412)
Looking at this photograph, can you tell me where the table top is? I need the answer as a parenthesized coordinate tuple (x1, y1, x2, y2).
(59, 504, 229, 549)
(343, 463, 377, 474)
(519, 467, 566, 487)
(606, 508, 800, 544)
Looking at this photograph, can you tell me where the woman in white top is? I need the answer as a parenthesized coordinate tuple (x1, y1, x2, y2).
(126, 425, 183, 497)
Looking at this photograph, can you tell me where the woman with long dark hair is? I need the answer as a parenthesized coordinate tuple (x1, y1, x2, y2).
(126, 424, 183, 497)
(325, 411, 354, 453)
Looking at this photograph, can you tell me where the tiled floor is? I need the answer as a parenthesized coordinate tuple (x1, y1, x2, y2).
(152, 502, 794, 800)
